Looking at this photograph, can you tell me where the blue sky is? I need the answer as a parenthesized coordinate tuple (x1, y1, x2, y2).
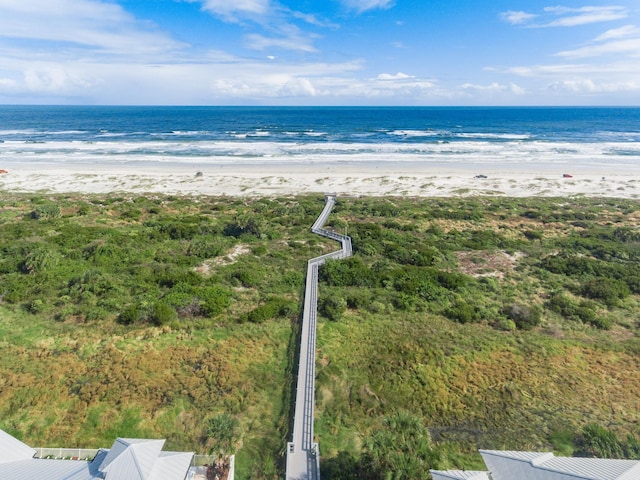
(0, 0, 638, 105)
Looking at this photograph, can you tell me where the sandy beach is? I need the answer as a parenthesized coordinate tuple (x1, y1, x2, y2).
(0, 163, 639, 198)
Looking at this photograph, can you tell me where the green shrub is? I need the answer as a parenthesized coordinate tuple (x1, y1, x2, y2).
(231, 268, 261, 288)
(524, 230, 543, 241)
(445, 300, 480, 324)
(319, 295, 347, 321)
(581, 278, 630, 307)
(547, 293, 607, 327)
(149, 303, 177, 326)
(359, 412, 444, 479)
(587, 315, 612, 330)
(199, 286, 232, 317)
(223, 215, 266, 239)
(120, 208, 142, 221)
(320, 256, 374, 288)
(243, 297, 296, 323)
(548, 293, 577, 316)
(157, 268, 202, 288)
(549, 428, 576, 456)
(30, 203, 61, 220)
(503, 304, 542, 330)
(367, 300, 386, 314)
(188, 237, 227, 258)
(575, 424, 624, 459)
(20, 248, 61, 274)
(27, 299, 46, 314)
(117, 305, 143, 325)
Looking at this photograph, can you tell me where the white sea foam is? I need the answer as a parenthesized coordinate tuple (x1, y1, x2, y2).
(387, 129, 444, 137)
(169, 130, 210, 136)
(0, 129, 37, 135)
(303, 131, 328, 137)
(457, 133, 531, 140)
(96, 132, 131, 138)
(1, 138, 639, 170)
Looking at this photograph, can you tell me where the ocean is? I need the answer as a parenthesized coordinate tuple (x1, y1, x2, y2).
(1, 106, 639, 171)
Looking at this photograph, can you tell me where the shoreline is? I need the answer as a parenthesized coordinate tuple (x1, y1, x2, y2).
(0, 163, 639, 198)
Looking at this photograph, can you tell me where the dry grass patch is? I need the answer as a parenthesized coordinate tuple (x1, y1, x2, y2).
(195, 244, 252, 276)
(455, 250, 524, 279)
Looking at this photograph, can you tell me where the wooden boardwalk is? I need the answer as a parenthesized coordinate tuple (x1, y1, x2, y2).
(286, 195, 352, 480)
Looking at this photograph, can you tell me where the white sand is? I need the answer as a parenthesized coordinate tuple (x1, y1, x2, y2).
(0, 163, 639, 198)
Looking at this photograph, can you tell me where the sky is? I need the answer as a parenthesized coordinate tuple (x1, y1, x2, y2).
(0, 0, 639, 105)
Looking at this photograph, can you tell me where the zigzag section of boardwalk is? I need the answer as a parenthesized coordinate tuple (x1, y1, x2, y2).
(286, 195, 352, 480)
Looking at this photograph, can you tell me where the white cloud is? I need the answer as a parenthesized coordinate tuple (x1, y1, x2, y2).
(376, 72, 413, 80)
(556, 38, 640, 58)
(0, 77, 17, 89)
(554, 22, 640, 59)
(493, 6, 640, 102)
(341, 0, 395, 14)
(208, 66, 436, 101)
(0, 55, 313, 103)
(495, 60, 640, 77)
(542, 6, 628, 27)
(190, 1, 329, 53)
(23, 64, 94, 93)
(278, 78, 318, 96)
(500, 5, 628, 28)
(291, 11, 339, 29)
(595, 24, 640, 41)
(549, 78, 640, 94)
(0, 0, 184, 57)
(194, 0, 269, 20)
(245, 33, 318, 52)
(500, 11, 537, 25)
(460, 82, 525, 95)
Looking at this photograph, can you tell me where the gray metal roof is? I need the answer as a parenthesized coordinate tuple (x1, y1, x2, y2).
(100, 438, 165, 480)
(0, 429, 193, 480)
(0, 429, 36, 464)
(479, 450, 553, 463)
(430, 470, 490, 479)
(540, 456, 640, 480)
(0, 458, 93, 480)
(149, 452, 195, 480)
(480, 450, 640, 480)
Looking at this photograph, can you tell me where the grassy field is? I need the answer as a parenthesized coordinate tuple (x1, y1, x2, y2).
(0, 193, 639, 478)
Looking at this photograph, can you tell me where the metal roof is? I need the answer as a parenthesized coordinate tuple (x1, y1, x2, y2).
(0, 429, 193, 480)
(430, 470, 490, 480)
(0, 458, 93, 480)
(0, 429, 36, 464)
(148, 452, 195, 480)
(539, 456, 640, 480)
(479, 450, 553, 463)
(100, 438, 165, 480)
(480, 450, 640, 480)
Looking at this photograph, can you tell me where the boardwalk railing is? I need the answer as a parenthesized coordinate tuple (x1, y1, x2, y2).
(33, 448, 99, 460)
(286, 195, 352, 480)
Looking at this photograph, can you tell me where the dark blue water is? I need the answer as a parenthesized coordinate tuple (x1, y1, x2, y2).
(1, 106, 639, 167)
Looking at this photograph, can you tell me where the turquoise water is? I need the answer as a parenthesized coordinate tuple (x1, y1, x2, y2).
(1, 106, 639, 168)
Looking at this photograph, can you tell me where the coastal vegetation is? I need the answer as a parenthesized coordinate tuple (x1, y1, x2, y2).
(0, 193, 639, 478)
